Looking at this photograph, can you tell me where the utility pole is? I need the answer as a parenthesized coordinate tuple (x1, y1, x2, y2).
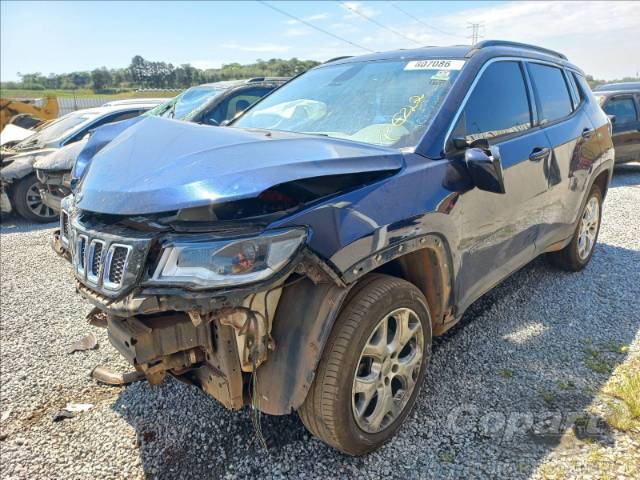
(467, 23, 483, 46)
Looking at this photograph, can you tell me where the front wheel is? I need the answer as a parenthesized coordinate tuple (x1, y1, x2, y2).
(298, 274, 432, 455)
(547, 184, 603, 271)
(11, 174, 57, 223)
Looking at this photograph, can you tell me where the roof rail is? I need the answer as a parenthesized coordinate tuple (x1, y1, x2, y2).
(471, 40, 568, 60)
(247, 77, 289, 83)
(324, 56, 353, 64)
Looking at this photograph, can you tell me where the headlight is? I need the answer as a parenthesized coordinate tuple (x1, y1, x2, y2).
(151, 228, 307, 288)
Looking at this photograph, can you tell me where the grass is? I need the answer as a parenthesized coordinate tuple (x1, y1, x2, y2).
(538, 464, 567, 480)
(556, 380, 576, 390)
(538, 388, 555, 407)
(583, 346, 613, 374)
(602, 357, 640, 432)
(438, 451, 455, 463)
(499, 368, 514, 379)
(0, 88, 176, 99)
(604, 340, 629, 355)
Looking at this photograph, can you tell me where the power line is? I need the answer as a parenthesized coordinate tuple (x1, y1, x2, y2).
(467, 22, 484, 46)
(388, 2, 467, 39)
(259, 1, 375, 53)
(341, 2, 423, 46)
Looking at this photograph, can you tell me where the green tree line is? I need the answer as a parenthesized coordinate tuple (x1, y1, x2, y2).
(1, 56, 320, 92)
(2, 55, 636, 92)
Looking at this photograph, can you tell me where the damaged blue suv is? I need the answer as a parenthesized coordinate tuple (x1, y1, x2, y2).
(62, 41, 614, 455)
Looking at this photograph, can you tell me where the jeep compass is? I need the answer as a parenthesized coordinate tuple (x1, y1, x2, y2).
(61, 41, 614, 455)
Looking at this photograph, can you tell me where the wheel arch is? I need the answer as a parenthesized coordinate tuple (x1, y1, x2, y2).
(255, 233, 454, 415)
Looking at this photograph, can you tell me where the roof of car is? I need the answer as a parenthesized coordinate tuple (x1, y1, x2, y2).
(593, 82, 640, 93)
(198, 77, 290, 89)
(102, 98, 166, 107)
(325, 40, 572, 68)
(64, 103, 156, 117)
(327, 45, 472, 65)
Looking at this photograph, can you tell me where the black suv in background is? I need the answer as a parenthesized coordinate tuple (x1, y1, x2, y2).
(61, 41, 614, 454)
(33, 77, 289, 215)
(593, 83, 640, 164)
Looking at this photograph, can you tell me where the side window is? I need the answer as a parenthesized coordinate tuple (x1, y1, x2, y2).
(603, 96, 638, 124)
(565, 72, 581, 109)
(452, 61, 531, 142)
(64, 110, 144, 144)
(203, 87, 273, 125)
(527, 63, 573, 124)
(571, 73, 587, 104)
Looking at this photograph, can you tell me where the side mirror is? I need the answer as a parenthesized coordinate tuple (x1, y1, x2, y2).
(447, 136, 490, 154)
(465, 146, 506, 194)
(607, 114, 616, 125)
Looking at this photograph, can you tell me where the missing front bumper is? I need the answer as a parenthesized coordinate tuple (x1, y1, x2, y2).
(107, 312, 245, 409)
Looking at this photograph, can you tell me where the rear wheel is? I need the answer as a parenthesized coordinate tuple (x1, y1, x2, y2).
(298, 274, 432, 455)
(11, 174, 57, 223)
(547, 185, 602, 271)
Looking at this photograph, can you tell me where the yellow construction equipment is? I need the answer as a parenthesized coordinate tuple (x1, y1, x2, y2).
(0, 96, 59, 131)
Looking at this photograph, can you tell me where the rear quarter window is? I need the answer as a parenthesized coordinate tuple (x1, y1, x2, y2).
(527, 63, 573, 124)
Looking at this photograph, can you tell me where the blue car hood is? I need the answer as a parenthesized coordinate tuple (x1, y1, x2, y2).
(76, 116, 404, 215)
(72, 116, 142, 181)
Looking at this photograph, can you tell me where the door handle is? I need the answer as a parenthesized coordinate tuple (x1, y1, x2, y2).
(529, 147, 550, 162)
(581, 128, 595, 139)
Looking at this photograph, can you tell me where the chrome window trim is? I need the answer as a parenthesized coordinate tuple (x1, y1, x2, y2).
(86, 239, 105, 285)
(442, 56, 571, 152)
(103, 243, 133, 291)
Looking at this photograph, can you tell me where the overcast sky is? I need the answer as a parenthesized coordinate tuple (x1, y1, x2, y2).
(1, 1, 639, 81)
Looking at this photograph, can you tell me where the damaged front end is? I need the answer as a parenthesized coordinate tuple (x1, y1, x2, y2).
(34, 139, 87, 212)
(36, 169, 72, 212)
(64, 117, 403, 412)
(68, 203, 341, 411)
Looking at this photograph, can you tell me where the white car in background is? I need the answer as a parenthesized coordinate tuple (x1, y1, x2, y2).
(0, 101, 161, 222)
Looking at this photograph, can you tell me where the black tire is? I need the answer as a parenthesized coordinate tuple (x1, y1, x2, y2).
(298, 274, 432, 455)
(547, 184, 603, 271)
(11, 174, 57, 223)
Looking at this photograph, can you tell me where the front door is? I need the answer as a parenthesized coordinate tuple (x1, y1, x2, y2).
(449, 60, 551, 307)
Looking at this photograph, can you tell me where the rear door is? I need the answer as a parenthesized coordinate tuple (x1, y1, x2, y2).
(602, 94, 640, 163)
(450, 60, 552, 304)
(525, 62, 601, 247)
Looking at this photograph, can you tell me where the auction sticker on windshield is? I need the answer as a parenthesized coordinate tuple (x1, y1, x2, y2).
(404, 60, 465, 71)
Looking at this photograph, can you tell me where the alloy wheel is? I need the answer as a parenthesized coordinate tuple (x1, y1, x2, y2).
(351, 307, 424, 433)
(25, 183, 56, 220)
(577, 196, 599, 260)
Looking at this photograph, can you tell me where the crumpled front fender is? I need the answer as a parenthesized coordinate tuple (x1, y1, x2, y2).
(1, 155, 39, 182)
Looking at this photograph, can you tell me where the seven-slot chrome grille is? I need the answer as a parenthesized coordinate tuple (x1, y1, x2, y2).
(70, 217, 151, 297)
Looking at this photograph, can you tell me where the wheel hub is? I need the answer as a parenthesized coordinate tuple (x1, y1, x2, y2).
(26, 183, 56, 220)
(351, 307, 424, 433)
(577, 196, 599, 261)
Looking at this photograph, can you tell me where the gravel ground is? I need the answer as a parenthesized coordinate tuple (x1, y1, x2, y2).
(1, 164, 639, 479)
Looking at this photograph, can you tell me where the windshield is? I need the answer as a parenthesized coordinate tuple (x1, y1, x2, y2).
(145, 85, 224, 120)
(234, 59, 463, 148)
(15, 112, 98, 149)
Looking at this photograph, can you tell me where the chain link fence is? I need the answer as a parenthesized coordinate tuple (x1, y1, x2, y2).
(56, 95, 115, 116)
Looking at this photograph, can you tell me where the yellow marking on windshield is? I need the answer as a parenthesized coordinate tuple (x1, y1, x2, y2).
(383, 94, 426, 142)
(391, 95, 425, 128)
